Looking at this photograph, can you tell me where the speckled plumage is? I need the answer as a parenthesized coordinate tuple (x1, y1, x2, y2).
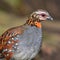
(0, 9, 53, 60)
(0, 25, 42, 60)
(12, 25, 42, 60)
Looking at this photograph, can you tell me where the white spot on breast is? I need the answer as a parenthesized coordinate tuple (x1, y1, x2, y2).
(8, 50, 12, 52)
(15, 43, 18, 46)
(7, 41, 11, 44)
(13, 46, 17, 49)
(12, 38, 14, 40)
(3, 49, 8, 52)
(6, 54, 9, 56)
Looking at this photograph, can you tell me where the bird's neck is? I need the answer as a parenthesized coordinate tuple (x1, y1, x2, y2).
(25, 19, 42, 28)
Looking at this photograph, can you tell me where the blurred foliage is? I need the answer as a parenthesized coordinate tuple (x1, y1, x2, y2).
(0, 0, 60, 19)
(4, 0, 21, 7)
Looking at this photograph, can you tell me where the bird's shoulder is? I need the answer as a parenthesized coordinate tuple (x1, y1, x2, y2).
(0, 25, 26, 45)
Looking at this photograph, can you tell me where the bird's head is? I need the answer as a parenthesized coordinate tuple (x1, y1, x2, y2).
(27, 9, 53, 28)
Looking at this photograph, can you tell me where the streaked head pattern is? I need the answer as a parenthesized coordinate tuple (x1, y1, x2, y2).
(27, 9, 53, 28)
(30, 9, 53, 21)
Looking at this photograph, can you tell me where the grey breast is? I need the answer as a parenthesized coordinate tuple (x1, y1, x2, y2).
(12, 26, 42, 60)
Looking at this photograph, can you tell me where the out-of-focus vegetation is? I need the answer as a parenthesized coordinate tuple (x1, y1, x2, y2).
(0, 0, 60, 19)
(0, 0, 60, 60)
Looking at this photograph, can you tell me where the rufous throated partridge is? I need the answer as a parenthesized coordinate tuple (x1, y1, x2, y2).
(0, 9, 53, 60)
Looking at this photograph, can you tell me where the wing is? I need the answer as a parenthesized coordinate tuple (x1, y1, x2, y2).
(0, 26, 25, 46)
(0, 26, 25, 59)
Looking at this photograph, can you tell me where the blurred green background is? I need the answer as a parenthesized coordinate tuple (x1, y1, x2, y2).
(0, 0, 60, 60)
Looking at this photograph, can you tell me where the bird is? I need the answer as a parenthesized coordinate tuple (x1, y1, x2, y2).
(0, 9, 53, 60)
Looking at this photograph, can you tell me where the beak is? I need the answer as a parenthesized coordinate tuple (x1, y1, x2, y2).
(47, 16, 53, 21)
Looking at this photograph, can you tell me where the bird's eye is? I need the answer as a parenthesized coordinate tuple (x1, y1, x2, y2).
(41, 14, 46, 17)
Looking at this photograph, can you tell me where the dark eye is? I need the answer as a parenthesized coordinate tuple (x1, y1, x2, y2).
(41, 14, 46, 17)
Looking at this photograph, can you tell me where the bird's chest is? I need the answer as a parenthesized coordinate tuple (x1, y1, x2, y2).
(14, 27, 42, 51)
(13, 27, 42, 60)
